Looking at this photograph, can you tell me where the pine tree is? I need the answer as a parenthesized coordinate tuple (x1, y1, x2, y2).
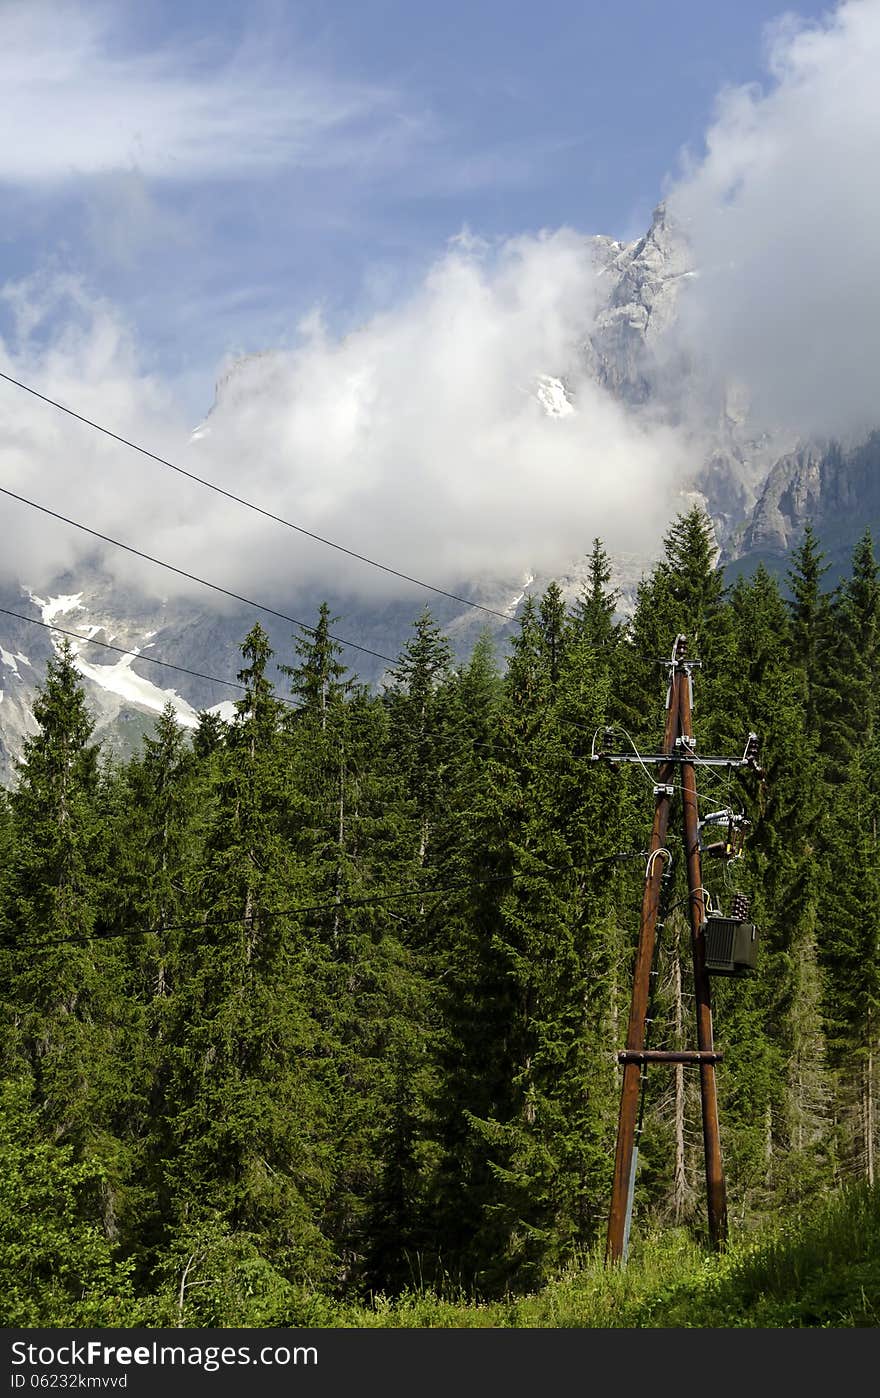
(786, 522, 833, 733)
(823, 531, 880, 778)
(385, 609, 454, 872)
(571, 537, 621, 649)
(280, 602, 352, 730)
(2, 642, 107, 1141)
(159, 623, 334, 1286)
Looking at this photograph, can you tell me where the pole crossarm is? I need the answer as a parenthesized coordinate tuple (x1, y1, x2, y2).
(593, 753, 758, 768)
(593, 732, 761, 777)
(617, 1050, 724, 1065)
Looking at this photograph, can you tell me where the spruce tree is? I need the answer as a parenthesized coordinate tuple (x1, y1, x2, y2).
(427, 587, 625, 1291)
(571, 537, 621, 649)
(719, 566, 829, 1210)
(819, 746, 880, 1184)
(538, 580, 568, 688)
(280, 602, 351, 729)
(786, 522, 833, 734)
(385, 609, 454, 872)
(823, 531, 880, 777)
(159, 623, 333, 1286)
(2, 641, 109, 1145)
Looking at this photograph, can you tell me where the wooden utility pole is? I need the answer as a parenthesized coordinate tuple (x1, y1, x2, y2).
(602, 635, 755, 1264)
(678, 657, 728, 1248)
(605, 635, 685, 1261)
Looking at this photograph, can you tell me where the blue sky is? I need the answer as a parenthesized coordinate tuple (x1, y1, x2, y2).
(0, 0, 830, 410)
(4, 0, 877, 606)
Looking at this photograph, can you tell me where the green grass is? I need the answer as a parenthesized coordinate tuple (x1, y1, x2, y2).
(331, 1181, 880, 1328)
(20, 1179, 876, 1327)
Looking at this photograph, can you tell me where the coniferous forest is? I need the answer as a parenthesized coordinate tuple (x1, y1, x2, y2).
(2, 507, 879, 1326)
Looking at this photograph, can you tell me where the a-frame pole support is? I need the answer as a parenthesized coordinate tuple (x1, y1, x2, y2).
(606, 634, 730, 1263)
(605, 634, 686, 1264)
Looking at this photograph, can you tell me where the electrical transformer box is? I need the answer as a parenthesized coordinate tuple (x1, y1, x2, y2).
(702, 915, 758, 977)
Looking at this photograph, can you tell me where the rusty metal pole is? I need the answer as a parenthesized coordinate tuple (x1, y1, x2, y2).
(678, 666, 728, 1250)
(605, 635, 686, 1264)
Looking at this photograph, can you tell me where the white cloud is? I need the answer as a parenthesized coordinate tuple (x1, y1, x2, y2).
(179, 231, 685, 599)
(0, 1, 407, 184)
(667, 0, 880, 438)
(0, 235, 685, 606)
(0, 272, 197, 592)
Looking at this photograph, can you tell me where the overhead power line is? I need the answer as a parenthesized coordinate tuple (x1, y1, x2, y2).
(0, 605, 301, 710)
(0, 485, 397, 665)
(0, 869, 536, 952)
(0, 370, 516, 622)
(0, 605, 518, 753)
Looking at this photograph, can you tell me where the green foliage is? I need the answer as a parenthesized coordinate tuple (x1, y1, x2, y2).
(0, 1080, 139, 1325)
(335, 1180, 880, 1327)
(1, 515, 876, 1324)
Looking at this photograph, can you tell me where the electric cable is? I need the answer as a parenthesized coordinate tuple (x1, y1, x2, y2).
(0, 484, 397, 665)
(0, 605, 303, 710)
(0, 604, 507, 753)
(0, 370, 516, 621)
(0, 867, 550, 953)
(585, 720, 676, 792)
(645, 847, 673, 879)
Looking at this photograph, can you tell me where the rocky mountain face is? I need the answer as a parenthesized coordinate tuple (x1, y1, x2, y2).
(722, 431, 880, 579)
(578, 204, 873, 572)
(0, 204, 875, 782)
(584, 203, 695, 406)
(581, 204, 794, 541)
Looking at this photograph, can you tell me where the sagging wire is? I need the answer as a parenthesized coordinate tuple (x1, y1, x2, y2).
(591, 723, 669, 793)
(645, 847, 673, 880)
(692, 756, 741, 807)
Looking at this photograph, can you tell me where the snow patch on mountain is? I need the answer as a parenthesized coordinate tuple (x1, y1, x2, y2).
(31, 593, 86, 624)
(535, 375, 574, 418)
(205, 700, 238, 723)
(71, 649, 199, 728)
(510, 573, 535, 612)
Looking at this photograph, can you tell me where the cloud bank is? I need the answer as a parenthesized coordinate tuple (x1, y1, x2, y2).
(667, 0, 880, 439)
(0, 236, 684, 606)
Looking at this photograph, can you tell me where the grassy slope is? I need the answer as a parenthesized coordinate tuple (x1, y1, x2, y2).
(333, 1182, 880, 1328)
